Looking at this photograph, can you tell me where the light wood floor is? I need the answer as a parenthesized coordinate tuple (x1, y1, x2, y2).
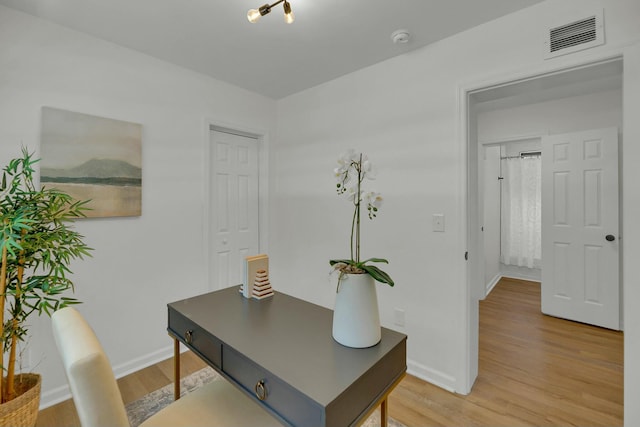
(37, 277, 623, 426)
(388, 277, 623, 426)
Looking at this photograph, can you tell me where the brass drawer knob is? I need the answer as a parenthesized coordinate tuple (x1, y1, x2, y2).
(184, 330, 193, 344)
(255, 379, 267, 401)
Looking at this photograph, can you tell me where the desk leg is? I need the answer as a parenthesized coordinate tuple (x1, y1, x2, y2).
(380, 398, 388, 427)
(174, 338, 181, 400)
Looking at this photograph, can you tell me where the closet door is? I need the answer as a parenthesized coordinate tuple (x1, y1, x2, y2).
(210, 130, 260, 289)
(541, 127, 619, 330)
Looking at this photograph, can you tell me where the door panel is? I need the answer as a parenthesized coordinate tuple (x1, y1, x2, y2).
(210, 130, 260, 289)
(541, 127, 619, 330)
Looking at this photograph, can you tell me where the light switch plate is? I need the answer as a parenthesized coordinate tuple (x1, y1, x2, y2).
(433, 214, 445, 232)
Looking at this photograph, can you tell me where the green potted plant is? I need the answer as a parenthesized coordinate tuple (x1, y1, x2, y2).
(330, 149, 393, 348)
(0, 147, 91, 426)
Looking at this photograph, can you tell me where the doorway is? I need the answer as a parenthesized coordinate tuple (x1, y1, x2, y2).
(482, 127, 621, 330)
(207, 126, 266, 290)
(473, 59, 622, 297)
(482, 138, 543, 294)
(465, 57, 624, 393)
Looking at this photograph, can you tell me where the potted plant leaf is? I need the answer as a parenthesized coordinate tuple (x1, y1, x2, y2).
(0, 147, 91, 426)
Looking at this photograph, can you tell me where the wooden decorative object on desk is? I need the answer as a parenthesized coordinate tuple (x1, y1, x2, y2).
(242, 254, 269, 298)
(252, 269, 274, 299)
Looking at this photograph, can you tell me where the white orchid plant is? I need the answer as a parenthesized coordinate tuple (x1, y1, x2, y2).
(330, 150, 394, 287)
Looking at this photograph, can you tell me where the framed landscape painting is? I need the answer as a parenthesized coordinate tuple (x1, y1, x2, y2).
(40, 107, 142, 218)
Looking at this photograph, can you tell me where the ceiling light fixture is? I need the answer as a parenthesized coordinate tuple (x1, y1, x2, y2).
(247, 0, 295, 24)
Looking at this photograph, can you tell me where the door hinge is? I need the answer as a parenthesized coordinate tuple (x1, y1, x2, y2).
(464, 251, 469, 261)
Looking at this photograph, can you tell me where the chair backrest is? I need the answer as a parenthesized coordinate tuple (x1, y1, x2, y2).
(51, 307, 130, 427)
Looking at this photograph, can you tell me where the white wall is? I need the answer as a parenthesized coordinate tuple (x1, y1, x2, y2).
(273, 0, 640, 399)
(0, 5, 277, 407)
(478, 89, 622, 141)
(623, 41, 640, 426)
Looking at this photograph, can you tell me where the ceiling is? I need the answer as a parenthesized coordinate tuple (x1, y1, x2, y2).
(1, 0, 545, 99)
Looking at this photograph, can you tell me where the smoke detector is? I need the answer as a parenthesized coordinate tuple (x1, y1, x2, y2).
(391, 29, 410, 44)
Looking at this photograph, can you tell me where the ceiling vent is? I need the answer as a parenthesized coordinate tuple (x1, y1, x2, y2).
(544, 10, 604, 59)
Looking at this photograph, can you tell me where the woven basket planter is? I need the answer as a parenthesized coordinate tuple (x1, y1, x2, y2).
(0, 374, 41, 427)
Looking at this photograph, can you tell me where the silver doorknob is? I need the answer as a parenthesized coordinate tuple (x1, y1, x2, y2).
(606, 234, 615, 242)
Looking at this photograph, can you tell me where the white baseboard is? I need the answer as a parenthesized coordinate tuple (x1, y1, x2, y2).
(499, 263, 541, 282)
(111, 345, 175, 380)
(485, 274, 502, 297)
(407, 359, 456, 393)
(42, 348, 462, 410)
(40, 344, 180, 409)
(40, 384, 72, 410)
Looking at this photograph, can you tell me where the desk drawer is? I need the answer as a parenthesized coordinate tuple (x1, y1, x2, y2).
(168, 309, 222, 368)
(223, 346, 322, 427)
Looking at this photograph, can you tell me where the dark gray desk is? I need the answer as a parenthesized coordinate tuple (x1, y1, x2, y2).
(167, 286, 407, 427)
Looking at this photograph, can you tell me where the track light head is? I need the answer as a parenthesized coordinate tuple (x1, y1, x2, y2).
(247, 0, 293, 24)
(283, 1, 294, 24)
(247, 4, 271, 23)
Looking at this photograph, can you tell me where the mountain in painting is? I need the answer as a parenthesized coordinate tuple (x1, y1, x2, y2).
(41, 158, 141, 185)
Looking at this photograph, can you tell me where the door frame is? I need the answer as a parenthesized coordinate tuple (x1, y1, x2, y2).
(202, 118, 270, 290)
(458, 48, 630, 394)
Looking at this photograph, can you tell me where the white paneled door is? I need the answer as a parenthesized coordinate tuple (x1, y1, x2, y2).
(210, 130, 260, 289)
(541, 127, 620, 330)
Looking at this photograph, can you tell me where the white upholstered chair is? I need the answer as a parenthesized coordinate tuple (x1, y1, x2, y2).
(51, 306, 281, 427)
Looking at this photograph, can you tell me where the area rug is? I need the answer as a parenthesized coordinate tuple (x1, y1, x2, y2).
(126, 366, 406, 427)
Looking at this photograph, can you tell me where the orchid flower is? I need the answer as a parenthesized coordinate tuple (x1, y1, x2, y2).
(330, 151, 393, 287)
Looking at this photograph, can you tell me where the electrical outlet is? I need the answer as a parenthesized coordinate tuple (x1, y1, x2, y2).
(433, 214, 445, 232)
(394, 308, 405, 327)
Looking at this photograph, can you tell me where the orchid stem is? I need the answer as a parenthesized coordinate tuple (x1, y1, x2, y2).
(355, 154, 362, 263)
(350, 199, 357, 262)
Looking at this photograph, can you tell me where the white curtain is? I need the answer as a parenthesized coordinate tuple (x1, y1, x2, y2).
(500, 156, 541, 269)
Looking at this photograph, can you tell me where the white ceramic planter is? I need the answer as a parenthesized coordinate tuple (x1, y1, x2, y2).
(332, 273, 381, 348)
